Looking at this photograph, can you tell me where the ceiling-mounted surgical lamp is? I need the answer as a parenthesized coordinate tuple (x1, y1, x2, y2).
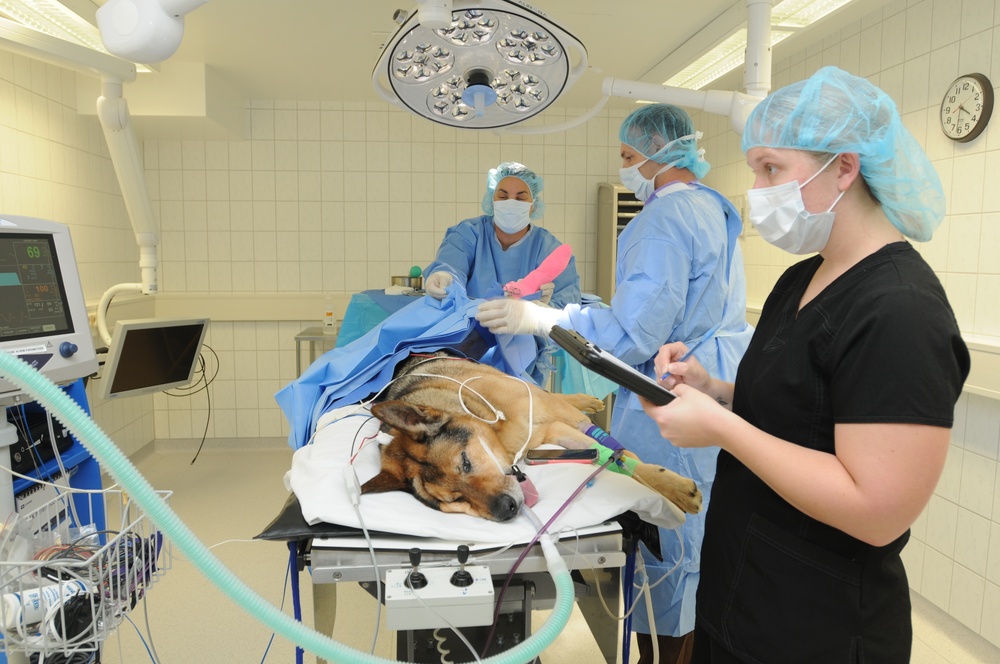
(96, 0, 209, 63)
(374, 0, 779, 135)
(372, 0, 588, 130)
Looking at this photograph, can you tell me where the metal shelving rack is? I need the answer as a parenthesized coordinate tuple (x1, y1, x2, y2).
(0, 489, 171, 663)
(596, 182, 644, 306)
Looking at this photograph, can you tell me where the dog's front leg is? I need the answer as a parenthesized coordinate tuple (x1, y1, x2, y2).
(539, 422, 702, 515)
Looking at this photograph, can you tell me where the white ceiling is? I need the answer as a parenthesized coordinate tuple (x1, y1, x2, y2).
(84, 0, 894, 117)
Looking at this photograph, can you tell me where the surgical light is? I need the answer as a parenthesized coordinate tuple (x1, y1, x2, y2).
(373, 0, 588, 129)
(96, 0, 209, 64)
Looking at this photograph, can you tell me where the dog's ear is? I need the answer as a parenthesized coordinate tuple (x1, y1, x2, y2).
(371, 401, 450, 442)
(360, 466, 408, 494)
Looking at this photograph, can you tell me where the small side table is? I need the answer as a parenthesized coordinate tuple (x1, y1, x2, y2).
(295, 325, 339, 376)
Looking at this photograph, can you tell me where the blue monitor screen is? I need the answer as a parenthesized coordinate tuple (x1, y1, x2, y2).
(0, 232, 74, 342)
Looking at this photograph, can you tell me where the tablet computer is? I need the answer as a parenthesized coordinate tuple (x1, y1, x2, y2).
(549, 326, 676, 406)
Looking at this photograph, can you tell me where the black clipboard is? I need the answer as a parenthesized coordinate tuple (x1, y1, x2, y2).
(549, 326, 676, 406)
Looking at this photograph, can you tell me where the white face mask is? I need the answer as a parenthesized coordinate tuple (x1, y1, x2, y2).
(746, 154, 845, 255)
(619, 160, 670, 202)
(492, 199, 532, 234)
(619, 133, 699, 202)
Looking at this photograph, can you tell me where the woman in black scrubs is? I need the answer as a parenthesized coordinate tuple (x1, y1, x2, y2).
(640, 66, 971, 664)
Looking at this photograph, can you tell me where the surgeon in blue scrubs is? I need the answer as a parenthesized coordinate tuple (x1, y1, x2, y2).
(423, 161, 581, 309)
(476, 105, 753, 664)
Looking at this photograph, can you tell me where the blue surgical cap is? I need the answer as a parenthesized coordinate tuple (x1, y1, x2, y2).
(742, 66, 945, 242)
(481, 162, 545, 220)
(619, 103, 711, 179)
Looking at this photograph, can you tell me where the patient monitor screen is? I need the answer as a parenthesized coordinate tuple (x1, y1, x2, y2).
(0, 233, 74, 342)
(102, 319, 208, 399)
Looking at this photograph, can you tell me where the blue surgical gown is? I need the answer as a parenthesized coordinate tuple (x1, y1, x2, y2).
(426, 215, 583, 384)
(560, 181, 754, 637)
(275, 287, 538, 450)
(424, 216, 581, 309)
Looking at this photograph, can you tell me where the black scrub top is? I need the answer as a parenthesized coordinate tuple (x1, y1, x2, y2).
(696, 242, 970, 664)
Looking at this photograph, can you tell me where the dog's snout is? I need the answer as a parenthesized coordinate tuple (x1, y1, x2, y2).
(490, 494, 520, 522)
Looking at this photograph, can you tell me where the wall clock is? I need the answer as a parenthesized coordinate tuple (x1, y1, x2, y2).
(940, 72, 994, 142)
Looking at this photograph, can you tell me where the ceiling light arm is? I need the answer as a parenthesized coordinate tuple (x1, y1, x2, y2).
(744, 0, 773, 99)
(602, 0, 772, 135)
(602, 78, 761, 135)
(97, 77, 159, 298)
(413, 0, 453, 28)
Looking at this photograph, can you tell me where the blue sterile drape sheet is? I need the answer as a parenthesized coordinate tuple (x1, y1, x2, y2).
(275, 285, 539, 450)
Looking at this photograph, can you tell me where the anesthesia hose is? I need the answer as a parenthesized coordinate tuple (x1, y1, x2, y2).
(0, 350, 574, 663)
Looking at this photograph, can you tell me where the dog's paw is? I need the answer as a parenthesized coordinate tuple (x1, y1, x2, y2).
(563, 393, 605, 414)
(669, 477, 702, 514)
(636, 465, 702, 514)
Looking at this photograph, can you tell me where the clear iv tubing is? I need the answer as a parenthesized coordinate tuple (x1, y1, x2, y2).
(0, 349, 575, 664)
(482, 456, 617, 657)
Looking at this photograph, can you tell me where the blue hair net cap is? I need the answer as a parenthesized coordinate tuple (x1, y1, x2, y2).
(742, 66, 945, 242)
(481, 162, 545, 220)
(619, 103, 711, 179)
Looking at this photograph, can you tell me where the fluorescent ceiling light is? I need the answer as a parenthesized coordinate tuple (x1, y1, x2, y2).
(662, 0, 855, 90)
(663, 28, 792, 91)
(771, 0, 855, 28)
(0, 0, 104, 51)
(0, 0, 151, 70)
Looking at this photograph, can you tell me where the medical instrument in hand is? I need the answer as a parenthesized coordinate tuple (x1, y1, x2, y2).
(503, 243, 572, 299)
(524, 448, 599, 465)
(657, 322, 722, 382)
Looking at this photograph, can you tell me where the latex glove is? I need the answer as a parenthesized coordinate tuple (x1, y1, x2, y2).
(476, 298, 562, 337)
(424, 271, 454, 299)
(536, 282, 554, 306)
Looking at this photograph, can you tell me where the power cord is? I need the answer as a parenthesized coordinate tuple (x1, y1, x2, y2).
(346, 465, 382, 655)
(161, 344, 219, 465)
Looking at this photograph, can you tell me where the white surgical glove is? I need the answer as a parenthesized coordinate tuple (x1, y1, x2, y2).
(537, 282, 555, 306)
(424, 271, 454, 299)
(475, 298, 562, 337)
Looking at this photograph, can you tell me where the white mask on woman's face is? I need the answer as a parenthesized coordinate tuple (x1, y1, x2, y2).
(492, 199, 532, 234)
(746, 154, 845, 255)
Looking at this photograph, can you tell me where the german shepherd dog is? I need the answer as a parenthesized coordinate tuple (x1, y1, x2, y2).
(361, 352, 702, 522)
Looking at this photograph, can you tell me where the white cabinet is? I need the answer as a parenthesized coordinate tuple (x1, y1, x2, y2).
(596, 182, 643, 305)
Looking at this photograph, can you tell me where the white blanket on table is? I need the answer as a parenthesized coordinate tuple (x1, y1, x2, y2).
(286, 404, 684, 545)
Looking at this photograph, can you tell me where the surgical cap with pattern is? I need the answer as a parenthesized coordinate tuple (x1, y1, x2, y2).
(742, 66, 945, 241)
(481, 162, 545, 220)
(619, 103, 711, 179)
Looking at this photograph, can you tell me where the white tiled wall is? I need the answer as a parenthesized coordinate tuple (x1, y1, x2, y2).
(696, 0, 1000, 648)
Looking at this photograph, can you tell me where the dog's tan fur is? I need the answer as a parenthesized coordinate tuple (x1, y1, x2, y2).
(361, 353, 702, 522)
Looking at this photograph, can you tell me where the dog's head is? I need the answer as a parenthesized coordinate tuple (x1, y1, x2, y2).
(361, 400, 523, 522)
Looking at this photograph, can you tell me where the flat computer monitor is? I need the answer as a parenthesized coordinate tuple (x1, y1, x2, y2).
(0, 216, 98, 401)
(99, 318, 209, 400)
